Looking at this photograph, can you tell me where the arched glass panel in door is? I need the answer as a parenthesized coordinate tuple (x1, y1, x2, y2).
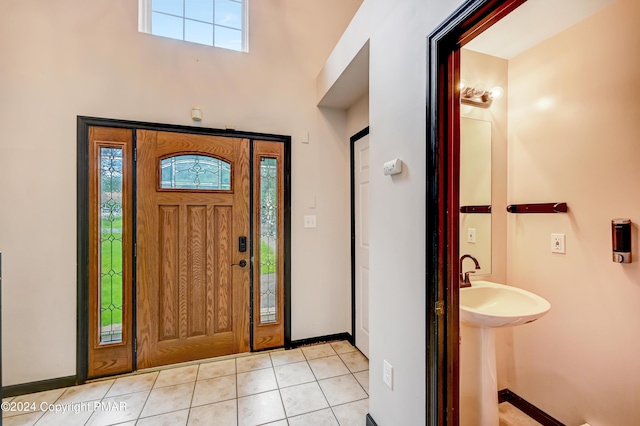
(160, 154, 231, 190)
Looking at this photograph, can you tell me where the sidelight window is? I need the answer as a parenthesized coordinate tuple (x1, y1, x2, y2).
(259, 157, 278, 323)
(99, 147, 124, 344)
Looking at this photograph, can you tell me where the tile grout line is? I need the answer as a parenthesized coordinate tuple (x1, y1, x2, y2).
(183, 362, 204, 426)
(325, 343, 368, 425)
(235, 357, 239, 426)
(87, 377, 116, 425)
(306, 358, 320, 383)
(275, 348, 327, 424)
(277, 363, 329, 425)
(133, 367, 161, 423)
(75, 376, 118, 426)
(314, 369, 340, 426)
(275, 384, 289, 424)
(298, 343, 368, 423)
(327, 371, 367, 424)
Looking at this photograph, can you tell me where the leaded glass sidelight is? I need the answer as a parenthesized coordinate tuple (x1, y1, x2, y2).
(99, 147, 124, 344)
(160, 155, 231, 190)
(259, 157, 278, 323)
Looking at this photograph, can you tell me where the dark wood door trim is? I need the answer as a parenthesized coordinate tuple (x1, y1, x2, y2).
(426, 0, 527, 423)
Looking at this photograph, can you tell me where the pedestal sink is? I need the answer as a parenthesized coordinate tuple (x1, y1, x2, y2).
(459, 281, 551, 426)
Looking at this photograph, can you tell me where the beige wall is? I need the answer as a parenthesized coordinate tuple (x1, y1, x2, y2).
(0, 0, 362, 386)
(505, 0, 640, 424)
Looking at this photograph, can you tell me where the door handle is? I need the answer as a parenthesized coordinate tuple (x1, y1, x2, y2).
(232, 260, 247, 267)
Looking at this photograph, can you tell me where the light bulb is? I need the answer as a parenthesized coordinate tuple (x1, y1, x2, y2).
(489, 86, 504, 99)
(459, 79, 467, 90)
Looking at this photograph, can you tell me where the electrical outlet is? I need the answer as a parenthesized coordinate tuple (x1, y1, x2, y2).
(551, 233, 565, 254)
(467, 228, 476, 243)
(383, 360, 393, 390)
(304, 215, 317, 228)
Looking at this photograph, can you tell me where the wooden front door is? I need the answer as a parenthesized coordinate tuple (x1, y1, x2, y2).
(136, 130, 250, 369)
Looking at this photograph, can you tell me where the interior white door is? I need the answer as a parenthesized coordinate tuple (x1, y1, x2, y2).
(354, 134, 370, 358)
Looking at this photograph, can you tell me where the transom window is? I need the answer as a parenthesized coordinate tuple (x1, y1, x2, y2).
(139, 0, 248, 52)
(160, 154, 232, 190)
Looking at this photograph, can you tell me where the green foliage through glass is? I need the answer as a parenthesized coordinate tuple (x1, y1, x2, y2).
(99, 148, 124, 344)
(259, 157, 278, 323)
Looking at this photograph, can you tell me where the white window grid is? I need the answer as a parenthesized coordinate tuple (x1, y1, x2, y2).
(139, 0, 248, 52)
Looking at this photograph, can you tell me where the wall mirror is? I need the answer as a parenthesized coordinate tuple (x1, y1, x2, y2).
(459, 117, 491, 275)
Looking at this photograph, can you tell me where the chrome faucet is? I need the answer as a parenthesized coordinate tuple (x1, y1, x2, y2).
(459, 254, 481, 288)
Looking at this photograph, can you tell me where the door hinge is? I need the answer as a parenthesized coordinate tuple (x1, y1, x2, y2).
(435, 300, 445, 316)
(134, 147, 137, 162)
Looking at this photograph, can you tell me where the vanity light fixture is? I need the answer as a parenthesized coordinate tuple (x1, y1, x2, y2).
(460, 81, 503, 108)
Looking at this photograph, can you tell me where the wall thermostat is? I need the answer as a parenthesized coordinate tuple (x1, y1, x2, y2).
(383, 158, 403, 176)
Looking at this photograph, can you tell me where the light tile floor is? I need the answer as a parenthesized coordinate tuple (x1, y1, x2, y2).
(2, 341, 369, 426)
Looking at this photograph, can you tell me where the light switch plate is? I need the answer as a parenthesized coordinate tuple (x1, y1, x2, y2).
(467, 228, 476, 243)
(383, 360, 393, 390)
(551, 233, 565, 253)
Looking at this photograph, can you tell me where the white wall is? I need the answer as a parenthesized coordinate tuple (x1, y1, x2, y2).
(0, 0, 362, 386)
(321, 0, 466, 424)
(367, 1, 471, 424)
(505, 0, 640, 424)
(347, 93, 369, 137)
(316, 1, 369, 111)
